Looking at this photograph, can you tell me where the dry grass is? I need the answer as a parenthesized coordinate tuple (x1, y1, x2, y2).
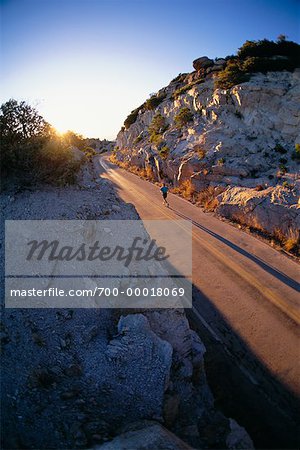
(109, 154, 156, 181)
(195, 186, 224, 211)
(172, 180, 197, 201)
(172, 181, 223, 211)
(274, 227, 299, 254)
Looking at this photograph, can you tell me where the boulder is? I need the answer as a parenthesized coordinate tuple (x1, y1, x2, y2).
(95, 421, 194, 450)
(214, 58, 226, 66)
(216, 185, 300, 238)
(193, 56, 214, 71)
(226, 418, 255, 449)
(178, 157, 206, 183)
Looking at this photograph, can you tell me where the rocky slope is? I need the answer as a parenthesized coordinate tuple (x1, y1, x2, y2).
(113, 49, 300, 248)
(1, 157, 253, 449)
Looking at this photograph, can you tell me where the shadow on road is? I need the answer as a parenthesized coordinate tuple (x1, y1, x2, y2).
(170, 207, 300, 293)
(189, 284, 300, 450)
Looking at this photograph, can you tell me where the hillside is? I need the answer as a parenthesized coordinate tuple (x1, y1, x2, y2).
(112, 38, 300, 252)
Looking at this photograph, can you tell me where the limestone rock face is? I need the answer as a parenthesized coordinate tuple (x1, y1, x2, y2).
(193, 56, 214, 71)
(115, 68, 300, 240)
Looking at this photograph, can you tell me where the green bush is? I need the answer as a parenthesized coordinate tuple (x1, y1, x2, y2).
(292, 143, 300, 161)
(214, 59, 249, 89)
(159, 146, 170, 159)
(174, 108, 194, 127)
(215, 38, 300, 89)
(242, 56, 294, 73)
(148, 113, 168, 147)
(145, 93, 166, 111)
(234, 110, 243, 119)
(274, 143, 287, 154)
(84, 146, 97, 160)
(34, 139, 82, 185)
(279, 163, 288, 174)
(133, 134, 143, 145)
(124, 105, 144, 129)
(238, 38, 300, 61)
(149, 113, 168, 135)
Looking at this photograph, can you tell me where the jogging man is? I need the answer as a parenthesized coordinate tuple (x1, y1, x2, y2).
(160, 182, 169, 207)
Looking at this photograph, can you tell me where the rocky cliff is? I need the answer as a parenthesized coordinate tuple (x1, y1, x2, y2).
(113, 40, 300, 249)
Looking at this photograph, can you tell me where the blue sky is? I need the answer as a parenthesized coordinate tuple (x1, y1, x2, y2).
(1, 0, 299, 139)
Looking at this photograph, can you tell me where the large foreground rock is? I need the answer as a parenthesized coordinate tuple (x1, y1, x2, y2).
(216, 185, 300, 238)
(96, 421, 194, 450)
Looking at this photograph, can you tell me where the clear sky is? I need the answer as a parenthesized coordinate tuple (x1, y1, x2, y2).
(1, 0, 299, 139)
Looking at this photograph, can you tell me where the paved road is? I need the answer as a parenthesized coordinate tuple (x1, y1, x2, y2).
(98, 156, 300, 448)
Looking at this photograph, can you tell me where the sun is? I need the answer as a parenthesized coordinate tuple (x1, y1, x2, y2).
(53, 125, 69, 136)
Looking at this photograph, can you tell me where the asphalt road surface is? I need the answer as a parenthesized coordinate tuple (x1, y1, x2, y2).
(98, 155, 300, 449)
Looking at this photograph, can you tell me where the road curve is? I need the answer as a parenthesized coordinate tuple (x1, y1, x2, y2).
(97, 156, 300, 447)
(99, 156, 300, 392)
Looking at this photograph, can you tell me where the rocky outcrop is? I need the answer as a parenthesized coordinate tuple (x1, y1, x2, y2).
(193, 56, 214, 71)
(114, 56, 300, 240)
(216, 184, 300, 237)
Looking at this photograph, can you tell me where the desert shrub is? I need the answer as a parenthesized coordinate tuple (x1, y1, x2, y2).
(284, 229, 299, 254)
(292, 143, 300, 161)
(279, 157, 288, 164)
(144, 165, 155, 181)
(171, 73, 188, 83)
(150, 133, 164, 146)
(149, 113, 168, 135)
(279, 163, 288, 174)
(145, 93, 166, 110)
(174, 107, 193, 128)
(124, 104, 144, 129)
(159, 146, 170, 159)
(83, 146, 97, 161)
(242, 56, 294, 73)
(274, 143, 287, 154)
(197, 148, 206, 159)
(274, 228, 299, 255)
(234, 110, 243, 119)
(148, 113, 168, 146)
(237, 38, 300, 61)
(282, 181, 294, 189)
(215, 38, 300, 89)
(172, 180, 196, 200)
(195, 186, 223, 211)
(172, 79, 205, 99)
(133, 134, 143, 145)
(214, 59, 250, 89)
